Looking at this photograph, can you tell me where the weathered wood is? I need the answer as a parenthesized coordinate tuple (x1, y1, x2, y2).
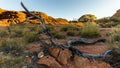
(21, 2, 116, 68)
(21, 1, 115, 59)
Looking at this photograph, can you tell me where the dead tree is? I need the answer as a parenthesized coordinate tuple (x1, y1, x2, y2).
(21, 2, 116, 68)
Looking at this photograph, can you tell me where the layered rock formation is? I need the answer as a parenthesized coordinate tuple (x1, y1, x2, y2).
(0, 8, 69, 26)
(22, 11, 69, 25)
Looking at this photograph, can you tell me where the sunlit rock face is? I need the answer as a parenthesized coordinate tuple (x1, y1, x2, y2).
(0, 9, 26, 26)
(112, 9, 120, 17)
(0, 8, 69, 26)
(22, 11, 69, 25)
(0, 8, 5, 13)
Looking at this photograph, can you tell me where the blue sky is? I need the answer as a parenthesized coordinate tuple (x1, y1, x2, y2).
(0, 0, 120, 20)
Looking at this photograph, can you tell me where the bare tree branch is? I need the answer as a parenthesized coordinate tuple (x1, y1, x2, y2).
(21, 1, 115, 62)
(21, 16, 34, 23)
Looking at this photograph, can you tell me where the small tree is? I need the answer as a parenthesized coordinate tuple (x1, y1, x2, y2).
(78, 14, 97, 23)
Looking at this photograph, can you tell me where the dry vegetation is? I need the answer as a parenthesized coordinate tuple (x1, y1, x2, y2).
(0, 22, 103, 68)
(0, 3, 120, 68)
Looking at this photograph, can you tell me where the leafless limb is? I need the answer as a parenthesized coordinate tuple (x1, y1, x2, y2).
(21, 2, 115, 62)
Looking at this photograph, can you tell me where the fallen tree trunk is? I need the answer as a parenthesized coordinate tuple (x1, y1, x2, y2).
(21, 2, 116, 68)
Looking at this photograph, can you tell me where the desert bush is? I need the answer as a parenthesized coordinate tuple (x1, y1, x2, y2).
(8, 25, 24, 37)
(97, 21, 118, 28)
(0, 39, 25, 56)
(110, 25, 120, 42)
(60, 25, 79, 32)
(50, 30, 58, 36)
(22, 27, 30, 33)
(13, 29, 23, 37)
(8, 24, 42, 38)
(110, 17, 120, 22)
(96, 17, 120, 28)
(0, 53, 25, 68)
(48, 30, 66, 39)
(60, 26, 68, 32)
(54, 33, 66, 39)
(24, 24, 43, 34)
(46, 25, 55, 31)
(79, 24, 100, 38)
(0, 30, 8, 38)
(109, 25, 120, 54)
(26, 24, 39, 31)
(97, 17, 110, 23)
(23, 32, 39, 43)
(11, 57, 23, 64)
(67, 30, 75, 36)
(69, 22, 84, 27)
(46, 25, 60, 37)
(1, 57, 23, 67)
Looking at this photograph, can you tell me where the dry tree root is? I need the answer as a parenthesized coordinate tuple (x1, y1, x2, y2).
(21, 2, 116, 68)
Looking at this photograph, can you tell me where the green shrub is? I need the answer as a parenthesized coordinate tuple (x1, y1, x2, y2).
(0, 54, 25, 68)
(12, 57, 23, 64)
(0, 39, 25, 56)
(79, 24, 100, 38)
(96, 17, 120, 28)
(106, 32, 111, 37)
(54, 33, 66, 39)
(60, 25, 79, 32)
(25, 24, 38, 31)
(48, 30, 66, 39)
(23, 32, 39, 43)
(36, 29, 43, 34)
(1, 39, 19, 47)
(46, 25, 55, 31)
(0, 30, 8, 38)
(60, 26, 68, 32)
(22, 28, 30, 34)
(109, 25, 120, 48)
(110, 17, 120, 22)
(50, 30, 59, 36)
(8, 25, 24, 37)
(14, 29, 23, 37)
(24, 24, 43, 34)
(67, 30, 75, 36)
(1, 39, 9, 48)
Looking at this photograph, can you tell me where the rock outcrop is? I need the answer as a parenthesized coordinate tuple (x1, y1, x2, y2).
(112, 9, 120, 17)
(22, 11, 69, 25)
(0, 8, 69, 26)
(38, 47, 111, 68)
(27, 45, 111, 68)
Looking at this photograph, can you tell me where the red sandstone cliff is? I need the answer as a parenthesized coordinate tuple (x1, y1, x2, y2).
(112, 9, 120, 17)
